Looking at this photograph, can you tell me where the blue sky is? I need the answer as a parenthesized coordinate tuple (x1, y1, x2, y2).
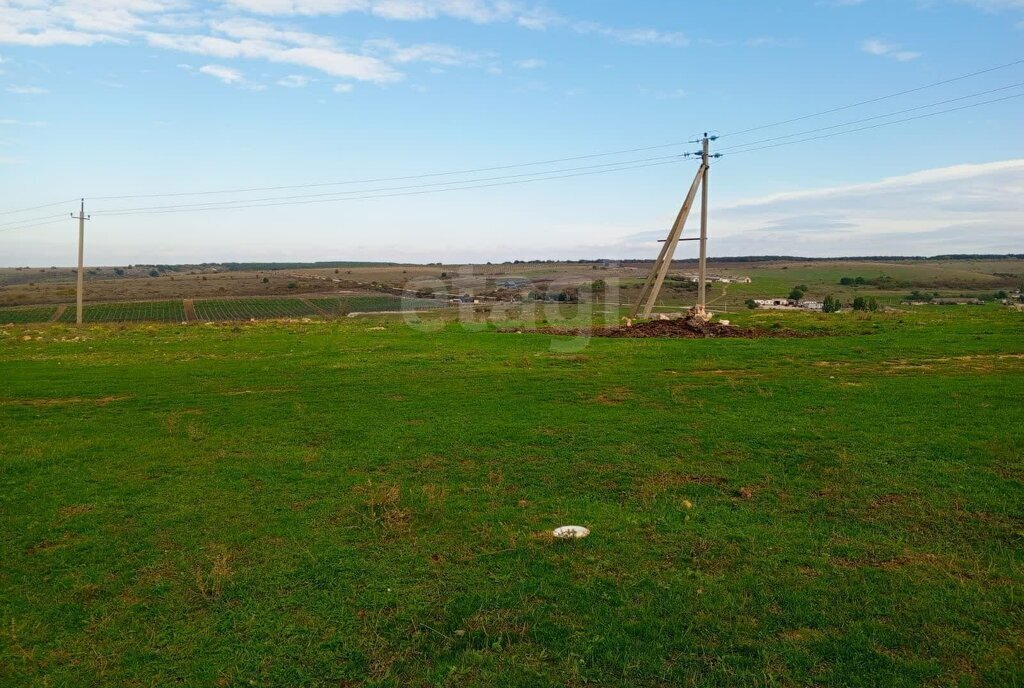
(1, 0, 1022, 265)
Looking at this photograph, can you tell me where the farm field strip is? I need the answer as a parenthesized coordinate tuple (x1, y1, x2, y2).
(0, 306, 57, 324)
(193, 298, 317, 321)
(310, 296, 443, 314)
(57, 300, 185, 323)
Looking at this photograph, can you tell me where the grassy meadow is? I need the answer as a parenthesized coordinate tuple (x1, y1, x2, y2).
(1, 306, 1022, 686)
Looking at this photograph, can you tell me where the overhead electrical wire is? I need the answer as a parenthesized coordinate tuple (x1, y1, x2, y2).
(90, 153, 698, 216)
(90, 86, 1024, 218)
(717, 57, 1024, 138)
(92, 158, 695, 218)
(0, 198, 79, 217)
(717, 81, 1024, 152)
(0, 217, 71, 234)
(721, 92, 1024, 156)
(1, 56, 1021, 227)
(0, 212, 69, 229)
(87, 144, 695, 202)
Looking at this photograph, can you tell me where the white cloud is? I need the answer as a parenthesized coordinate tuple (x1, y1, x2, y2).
(955, 0, 1024, 9)
(147, 30, 401, 82)
(0, 0, 694, 94)
(210, 17, 336, 49)
(706, 159, 1024, 255)
(222, 0, 519, 21)
(515, 57, 544, 69)
(573, 21, 689, 46)
(199, 63, 244, 84)
(333, 82, 353, 92)
(861, 38, 920, 61)
(363, 37, 480, 65)
(746, 36, 785, 48)
(0, 0, 178, 47)
(654, 88, 687, 100)
(6, 85, 48, 94)
(277, 74, 312, 86)
(217, 0, 690, 50)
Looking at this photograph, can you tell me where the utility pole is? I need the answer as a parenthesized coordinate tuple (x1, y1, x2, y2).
(631, 166, 705, 319)
(631, 134, 719, 319)
(72, 199, 90, 325)
(697, 134, 710, 313)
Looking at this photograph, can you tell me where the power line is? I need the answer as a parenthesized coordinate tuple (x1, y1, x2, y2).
(92, 158, 693, 218)
(0, 212, 69, 229)
(722, 92, 1024, 156)
(3, 56, 1022, 218)
(91, 153, 697, 216)
(717, 81, 1024, 152)
(0, 217, 70, 234)
(88, 144, 695, 202)
(0, 198, 78, 217)
(91, 88, 1024, 218)
(74, 56, 1024, 204)
(718, 57, 1024, 138)
(4, 90, 1019, 228)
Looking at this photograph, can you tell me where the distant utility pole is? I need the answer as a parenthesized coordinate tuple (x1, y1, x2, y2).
(72, 199, 90, 325)
(697, 136, 710, 311)
(631, 133, 719, 319)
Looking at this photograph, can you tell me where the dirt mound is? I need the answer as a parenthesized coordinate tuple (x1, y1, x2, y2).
(526, 315, 793, 339)
(602, 316, 772, 338)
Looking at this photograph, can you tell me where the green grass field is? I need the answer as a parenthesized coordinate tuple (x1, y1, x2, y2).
(1, 307, 1022, 686)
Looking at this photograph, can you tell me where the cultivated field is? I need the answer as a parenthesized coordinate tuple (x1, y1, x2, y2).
(57, 300, 185, 324)
(2, 258, 1021, 313)
(1, 306, 1021, 686)
(0, 296, 448, 325)
(193, 298, 318, 321)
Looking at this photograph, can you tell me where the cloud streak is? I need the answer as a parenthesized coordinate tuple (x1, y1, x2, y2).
(0, 0, 694, 86)
(861, 38, 921, 61)
(705, 159, 1024, 255)
(198, 63, 245, 84)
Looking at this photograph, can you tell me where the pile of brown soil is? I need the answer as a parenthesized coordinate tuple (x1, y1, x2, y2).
(525, 315, 794, 339)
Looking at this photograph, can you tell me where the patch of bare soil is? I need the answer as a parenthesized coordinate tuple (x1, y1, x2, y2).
(524, 315, 798, 339)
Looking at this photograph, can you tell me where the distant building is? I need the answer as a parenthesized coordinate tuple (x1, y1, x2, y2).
(680, 274, 751, 284)
(752, 298, 822, 311)
(753, 298, 798, 309)
(932, 298, 983, 305)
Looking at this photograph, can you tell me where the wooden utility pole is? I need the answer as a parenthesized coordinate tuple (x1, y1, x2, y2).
(73, 199, 89, 325)
(697, 135, 710, 312)
(630, 134, 718, 319)
(631, 164, 706, 319)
